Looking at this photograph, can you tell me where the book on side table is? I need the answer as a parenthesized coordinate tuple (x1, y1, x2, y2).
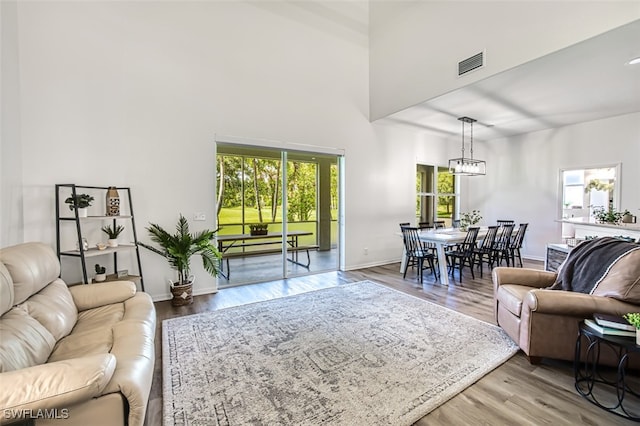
(593, 313, 636, 331)
(584, 319, 637, 338)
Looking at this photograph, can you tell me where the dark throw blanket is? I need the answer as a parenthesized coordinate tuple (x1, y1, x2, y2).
(549, 237, 640, 293)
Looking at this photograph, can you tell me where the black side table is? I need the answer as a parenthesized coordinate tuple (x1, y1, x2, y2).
(574, 322, 640, 422)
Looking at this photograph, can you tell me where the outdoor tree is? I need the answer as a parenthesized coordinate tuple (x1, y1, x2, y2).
(216, 154, 318, 226)
(437, 172, 454, 215)
(287, 161, 316, 221)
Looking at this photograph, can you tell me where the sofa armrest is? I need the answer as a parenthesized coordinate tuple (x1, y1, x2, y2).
(524, 289, 637, 317)
(0, 354, 116, 421)
(69, 281, 136, 311)
(492, 267, 557, 289)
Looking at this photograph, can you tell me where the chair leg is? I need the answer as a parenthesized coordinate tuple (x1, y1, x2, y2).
(427, 257, 436, 279)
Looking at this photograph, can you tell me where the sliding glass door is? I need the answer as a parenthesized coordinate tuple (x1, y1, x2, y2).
(216, 143, 341, 287)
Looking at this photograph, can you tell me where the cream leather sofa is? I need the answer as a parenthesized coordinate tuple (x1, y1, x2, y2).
(0, 242, 156, 426)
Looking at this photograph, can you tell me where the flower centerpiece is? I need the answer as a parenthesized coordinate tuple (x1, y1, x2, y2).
(623, 312, 640, 345)
(459, 210, 482, 231)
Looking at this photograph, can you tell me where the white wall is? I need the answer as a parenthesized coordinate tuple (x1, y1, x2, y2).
(469, 112, 640, 260)
(1, 1, 24, 247)
(3, 1, 637, 301)
(369, 1, 640, 120)
(3, 1, 422, 300)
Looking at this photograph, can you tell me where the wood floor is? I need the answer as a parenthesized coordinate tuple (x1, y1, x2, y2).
(146, 260, 638, 425)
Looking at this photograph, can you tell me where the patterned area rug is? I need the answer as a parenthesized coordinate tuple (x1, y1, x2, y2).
(163, 281, 518, 425)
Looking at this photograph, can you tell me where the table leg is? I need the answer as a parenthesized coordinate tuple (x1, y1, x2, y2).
(400, 247, 407, 273)
(435, 242, 449, 285)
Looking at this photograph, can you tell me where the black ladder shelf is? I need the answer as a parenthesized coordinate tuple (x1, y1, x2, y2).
(55, 184, 145, 291)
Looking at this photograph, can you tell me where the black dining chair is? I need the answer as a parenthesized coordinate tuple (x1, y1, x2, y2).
(446, 226, 480, 282)
(471, 225, 499, 278)
(492, 223, 515, 267)
(434, 220, 446, 229)
(497, 220, 515, 226)
(416, 222, 438, 254)
(400, 226, 438, 284)
(508, 223, 529, 267)
(452, 219, 461, 229)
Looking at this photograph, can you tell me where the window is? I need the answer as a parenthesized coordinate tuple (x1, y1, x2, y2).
(561, 166, 619, 219)
(416, 165, 459, 226)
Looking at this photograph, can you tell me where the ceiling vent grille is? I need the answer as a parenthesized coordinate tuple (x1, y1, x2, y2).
(458, 51, 484, 76)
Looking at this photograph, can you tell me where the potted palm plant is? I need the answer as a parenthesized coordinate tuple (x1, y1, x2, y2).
(138, 214, 221, 306)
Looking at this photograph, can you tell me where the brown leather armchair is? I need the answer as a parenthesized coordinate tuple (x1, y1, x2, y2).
(493, 265, 640, 365)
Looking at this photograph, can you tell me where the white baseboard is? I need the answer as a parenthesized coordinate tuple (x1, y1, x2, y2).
(344, 258, 401, 271)
(151, 285, 218, 302)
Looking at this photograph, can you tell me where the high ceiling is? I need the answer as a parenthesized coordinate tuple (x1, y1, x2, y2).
(376, 19, 640, 141)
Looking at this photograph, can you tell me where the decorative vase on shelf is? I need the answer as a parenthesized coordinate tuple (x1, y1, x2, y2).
(106, 186, 120, 216)
(95, 273, 106, 282)
(76, 238, 89, 252)
(107, 238, 119, 248)
(77, 207, 88, 218)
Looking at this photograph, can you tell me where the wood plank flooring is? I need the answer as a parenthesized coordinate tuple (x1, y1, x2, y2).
(146, 260, 638, 425)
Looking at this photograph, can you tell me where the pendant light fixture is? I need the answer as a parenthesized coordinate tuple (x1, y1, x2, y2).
(448, 116, 486, 176)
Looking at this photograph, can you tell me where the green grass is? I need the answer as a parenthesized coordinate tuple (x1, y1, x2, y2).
(217, 207, 337, 246)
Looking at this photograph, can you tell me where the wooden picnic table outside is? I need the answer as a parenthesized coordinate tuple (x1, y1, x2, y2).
(217, 230, 317, 278)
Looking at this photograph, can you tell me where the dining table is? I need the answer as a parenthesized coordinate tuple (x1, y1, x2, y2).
(399, 227, 487, 286)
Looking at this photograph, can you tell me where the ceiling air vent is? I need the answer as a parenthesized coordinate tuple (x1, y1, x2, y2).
(458, 51, 484, 76)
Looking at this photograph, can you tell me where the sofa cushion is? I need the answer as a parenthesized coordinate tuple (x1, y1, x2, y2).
(0, 308, 56, 372)
(0, 262, 14, 315)
(47, 304, 125, 363)
(0, 242, 60, 305)
(0, 354, 116, 414)
(19, 279, 78, 341)
(591, 248, 640, 303)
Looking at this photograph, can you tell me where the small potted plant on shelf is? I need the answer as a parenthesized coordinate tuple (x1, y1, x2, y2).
(591, 206, 630, 225)
(459, 210, 482, 232)
(64, 193, 94, 218)
(623, 313, 640, 345)
(102, 224, 124, 248)
(138, 214, 221, 307)
(94, 264, 107, 282)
